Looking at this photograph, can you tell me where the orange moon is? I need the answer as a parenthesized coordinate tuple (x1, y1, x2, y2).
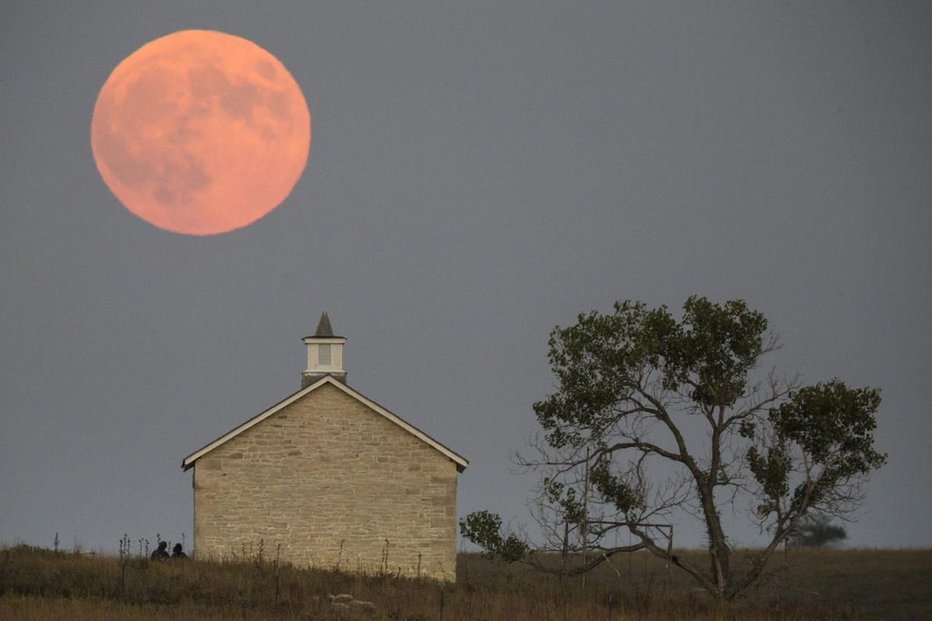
(91, 30, 310, 235)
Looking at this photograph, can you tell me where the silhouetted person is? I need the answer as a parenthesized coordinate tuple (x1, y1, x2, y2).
(171, 543, 187, 559)
(151, 540, 169, 561)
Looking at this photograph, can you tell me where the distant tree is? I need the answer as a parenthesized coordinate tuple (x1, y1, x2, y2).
(461, 296, 885, 600)
(786, 514, 847, 548)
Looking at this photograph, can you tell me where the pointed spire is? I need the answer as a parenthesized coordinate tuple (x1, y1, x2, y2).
(314, 312, 334, 337)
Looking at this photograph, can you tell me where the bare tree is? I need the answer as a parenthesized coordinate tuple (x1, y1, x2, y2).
(462, 297, 885, 600)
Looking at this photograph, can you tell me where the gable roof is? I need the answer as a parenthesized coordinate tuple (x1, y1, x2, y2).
(181, 376, 469, 472)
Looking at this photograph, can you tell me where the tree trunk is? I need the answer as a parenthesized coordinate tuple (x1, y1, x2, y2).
(697, 478, 732, 598)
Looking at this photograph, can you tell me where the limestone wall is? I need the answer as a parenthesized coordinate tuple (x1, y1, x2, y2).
(192, 383, 459, 580)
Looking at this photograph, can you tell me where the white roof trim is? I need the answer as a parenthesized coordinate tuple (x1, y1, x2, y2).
(181, 376, 469, 472)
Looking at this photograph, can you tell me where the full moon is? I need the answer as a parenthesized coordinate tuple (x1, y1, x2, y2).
(91, 30, 311, 235)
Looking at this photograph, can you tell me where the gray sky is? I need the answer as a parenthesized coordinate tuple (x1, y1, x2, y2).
(2, 2, 930, 553)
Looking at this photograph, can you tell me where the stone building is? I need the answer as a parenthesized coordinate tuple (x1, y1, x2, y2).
(181, 314, 468, 580)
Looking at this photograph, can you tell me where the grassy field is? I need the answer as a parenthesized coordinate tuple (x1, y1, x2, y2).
(0, 544, 930, 620)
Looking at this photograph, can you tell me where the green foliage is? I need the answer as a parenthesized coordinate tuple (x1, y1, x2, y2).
(747, 442, 790, 517)
(459, 511, 528, 563)
(772, 381, 886, 479)
(743, 380, 887, 518)
(533, 296, 769, 452)
(588, 460, 644, 515)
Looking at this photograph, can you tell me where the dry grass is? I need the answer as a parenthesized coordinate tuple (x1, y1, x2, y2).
(0, 544, 929, 620)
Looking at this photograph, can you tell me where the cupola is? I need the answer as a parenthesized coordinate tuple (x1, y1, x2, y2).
(302, 312, 347, 387)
